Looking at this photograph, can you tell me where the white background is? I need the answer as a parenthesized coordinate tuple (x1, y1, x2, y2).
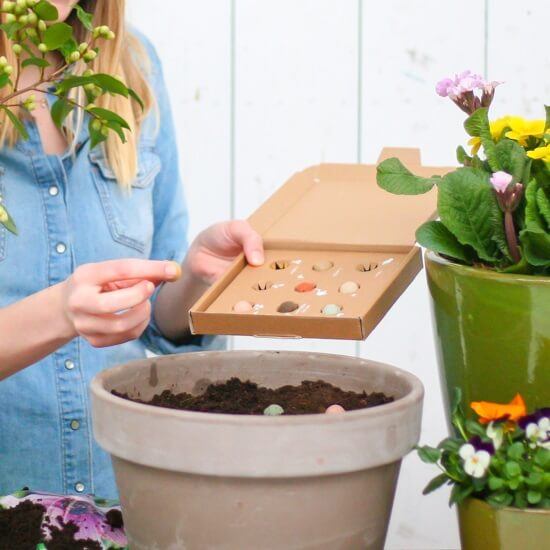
(128, 2, 547, 548)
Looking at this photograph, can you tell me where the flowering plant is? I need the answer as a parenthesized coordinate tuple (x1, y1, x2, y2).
(417, 390, 550, 509)
(377, 70, 550, 275)
(0, 0, 142, 234)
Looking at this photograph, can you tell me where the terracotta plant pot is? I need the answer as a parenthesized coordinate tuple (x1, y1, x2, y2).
(458, 498, 550, 550)
(425, 251, 550, 423)
(90, 350, 423, 550)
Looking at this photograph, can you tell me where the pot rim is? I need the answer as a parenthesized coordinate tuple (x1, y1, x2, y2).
(461, 497, 550, 515)
(425, 250, 550, 285)
(91, 349, 423, 426)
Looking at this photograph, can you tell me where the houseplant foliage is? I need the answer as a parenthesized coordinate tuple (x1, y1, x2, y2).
(377, 70, 550, 275)
(417, 389, 550, 509)
(0, 0, 142, 234)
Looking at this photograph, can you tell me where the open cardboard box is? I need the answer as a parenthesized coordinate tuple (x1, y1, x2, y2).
(189, 148, 451, 340)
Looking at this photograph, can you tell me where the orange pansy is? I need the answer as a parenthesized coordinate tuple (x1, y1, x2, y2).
(470, 394, 526, 425)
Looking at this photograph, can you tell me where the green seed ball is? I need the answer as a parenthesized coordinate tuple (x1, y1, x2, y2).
(26, 10, 36, 24)
(26, 27, 36, 37)
(27, 0, 37, 5)
(38, 42, 47, 53)
(37, 19, 46, 31)
(18, 14, 27, 24)
(3, 65, 13, 75)
(91, 119, 102, 131)
(69, 51, 80, 62)
(83, 50, 97, 62)
(5, 13, 16, 23)
(106, 30, 115, 40)
(100, 126, 109, 137)
(12, 44, 21, 55)
(0, 56, 6, 66)
(1, 1, 15, 13)
(85, 102, 96, 111)
(99, 25, 109, 34)
(83, 69, 94, 77)
(78, 42, 88, 53)
(83, 82, 95, 92)
(263, 404, 284, 416)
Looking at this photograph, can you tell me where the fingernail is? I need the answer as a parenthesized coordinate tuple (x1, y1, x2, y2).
(165, 261, 181, 280)
(146, 281, 155, 293)
(250, 251, 264, 265)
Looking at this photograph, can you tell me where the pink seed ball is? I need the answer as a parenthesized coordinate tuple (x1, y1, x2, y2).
(325, 404, 345, 414)
(233, 300, 253, 313)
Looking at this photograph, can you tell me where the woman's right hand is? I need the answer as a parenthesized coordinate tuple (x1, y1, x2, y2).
(60, 259, 181, 348)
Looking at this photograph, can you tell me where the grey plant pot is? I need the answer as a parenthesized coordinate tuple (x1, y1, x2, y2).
(90, 350, 424, 550)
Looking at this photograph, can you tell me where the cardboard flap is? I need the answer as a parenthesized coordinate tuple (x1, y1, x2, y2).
(248, 148, 452, 247)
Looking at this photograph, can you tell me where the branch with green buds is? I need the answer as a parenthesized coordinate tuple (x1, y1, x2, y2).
(0, 0, 143, 234)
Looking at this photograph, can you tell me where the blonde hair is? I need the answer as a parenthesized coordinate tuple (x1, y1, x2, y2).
(0, 0, 155, 186)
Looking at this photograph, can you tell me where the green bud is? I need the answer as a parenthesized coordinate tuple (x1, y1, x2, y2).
(91, 85, 101, 98)
(26, 11, 36, 24)
(37, 19, 46, 31)
(18, 13, 27, 24)
(99, 25, 109, 35)
(83, 82, 95, 92)
(69, 51, 80, 62)
(91, 118, 101, 131)
(27, 0, 37, 5)
(12, 43, 21, 55)
(0, 206, 8, 224)
(106, 30, 115, 40)
(86, 102, 96, 111)
(1, 1, 16, 13)
(5, 12, 16, 22)
(78, 42, 88, 53)
(101, 125, 109, 137)
(3, 65, 13, 75)
(38, 42, 47, 53)
(83, 50, 96, 62)
(83, 68, 94, 77)
(26, 26, 36, 37)
(0, 56, 6, 66)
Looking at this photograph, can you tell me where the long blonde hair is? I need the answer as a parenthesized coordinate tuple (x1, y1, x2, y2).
(0, 0, 155, 186)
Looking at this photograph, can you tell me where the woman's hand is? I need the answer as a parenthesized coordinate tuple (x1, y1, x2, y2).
(184, 220, 264, 284)
(61, 259, 181, 348)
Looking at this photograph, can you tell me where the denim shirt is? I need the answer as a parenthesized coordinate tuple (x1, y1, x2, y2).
(0, 33, 222, 499)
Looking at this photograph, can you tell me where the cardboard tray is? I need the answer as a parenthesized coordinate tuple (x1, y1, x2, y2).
(189, 148, 452, 340)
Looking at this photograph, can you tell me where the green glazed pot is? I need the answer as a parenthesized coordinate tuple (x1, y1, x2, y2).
(425, 251, 550, 422)
(458, 498, 550, 550)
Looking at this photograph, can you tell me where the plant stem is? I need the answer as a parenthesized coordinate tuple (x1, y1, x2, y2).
(505, 211, 521, 263)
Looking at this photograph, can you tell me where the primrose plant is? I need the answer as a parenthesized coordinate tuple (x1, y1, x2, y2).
(377, 70, 550, 275)
(0, 0, 142, 234)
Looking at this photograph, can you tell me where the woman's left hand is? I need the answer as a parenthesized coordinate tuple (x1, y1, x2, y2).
(184, 220, 264, 284)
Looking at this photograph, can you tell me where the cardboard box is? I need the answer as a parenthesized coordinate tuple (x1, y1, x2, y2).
(189, 148, 451, 340)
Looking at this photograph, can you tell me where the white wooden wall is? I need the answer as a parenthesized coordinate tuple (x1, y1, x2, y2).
(129, 2, 546, 548)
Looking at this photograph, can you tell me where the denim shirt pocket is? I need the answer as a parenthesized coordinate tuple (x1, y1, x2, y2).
(0, 167, 7, 262)
(90, 146, 161, 254)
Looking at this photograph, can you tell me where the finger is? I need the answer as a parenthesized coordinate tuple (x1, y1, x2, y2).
(103, 278, 163, 292)
(226, 220, 264, 265)
(76, 259, 181, 286)
(91, 280, 155, 314)
(75, 300, 151, 336)
(85, 318, 150, 348)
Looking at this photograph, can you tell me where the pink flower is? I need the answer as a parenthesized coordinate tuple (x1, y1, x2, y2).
(436, 78, 454, 97)
(436, 71, 501, 113)
(490, 171, 513, 193)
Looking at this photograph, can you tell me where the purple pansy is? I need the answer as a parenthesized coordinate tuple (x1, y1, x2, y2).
(518, 408, 550, 430)
(469, 435, 495, 455)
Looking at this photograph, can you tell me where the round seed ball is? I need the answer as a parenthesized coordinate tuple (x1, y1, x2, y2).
(233, 300, 253, 313)
(322, 304, 342, 316)
(295, 281, 317, 293)
(278, 300, 299, 313)
(264, 404, 284, 416)
(312, 260, 334, 272)
(339, 281, 360, 294)
(325, 404, 345, 414)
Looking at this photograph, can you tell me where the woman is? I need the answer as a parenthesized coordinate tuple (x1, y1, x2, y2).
(0, 0, 264, 499)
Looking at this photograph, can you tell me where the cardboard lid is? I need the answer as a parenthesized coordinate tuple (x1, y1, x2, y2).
(248, 148, 451, 248)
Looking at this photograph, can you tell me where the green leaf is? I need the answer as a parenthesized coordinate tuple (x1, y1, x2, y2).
(534, 448, 550, 468)
(376, 157, 441, 195)
(527, 490, 542, 505)
(128, 87, 144, 111)
(464, 108, 498, 171)
(520, 226, 550, 267)
(488, 476, 505, 491)
(464, 420, 488, 437)
(43, 22, 73, 50)
(545, 105, 550, 133)
(514, 491, 528, 508)
(74, 3, 94, 31)
(89, 107, 130, 130)
(422, 473, 449, 495)
(438, 437, 462, 453)
(0, 204, 17, 235)
(507, 442, 525, 461)
(33, 0, 59, 21)
(0, 21, 23, 40)
(450, 483, 474, 506)
(536, 187, 550, 230)
(0, 106, 29, 140)
(526, 472, 543, 488)
(0, 73, 11, 89)
(21, 57, 50, 69)
(417, 446, 441, 464)
(50, 98, 74, 129)
(487, 492, 514, 508)
(438, 168, 503, 262)
(92, 74, 129, 97)
(456, 145, 471, 166)
(55, 75, 95, 94)
(416, 221, 474, 263)
(494, 139, 529, 183)
(504, 461, 521, 479)
(104, 120, 127, 143)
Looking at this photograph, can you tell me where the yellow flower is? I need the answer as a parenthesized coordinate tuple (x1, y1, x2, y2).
(505, 117, 545, 146)
(468, 116, 517, 155)
(527, 144, 550, 162)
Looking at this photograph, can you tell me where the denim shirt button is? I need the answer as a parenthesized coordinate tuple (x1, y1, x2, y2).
(64, 359, 75, 370)
(70, 419, 80, 430)
(48, 185, 59, 196)
(74, 482, 85, 493)
(56, 242, 66, 254)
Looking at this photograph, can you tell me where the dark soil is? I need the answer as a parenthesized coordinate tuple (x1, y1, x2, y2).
(113, 377, 393, 414)
(0, 500, 104, 550)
